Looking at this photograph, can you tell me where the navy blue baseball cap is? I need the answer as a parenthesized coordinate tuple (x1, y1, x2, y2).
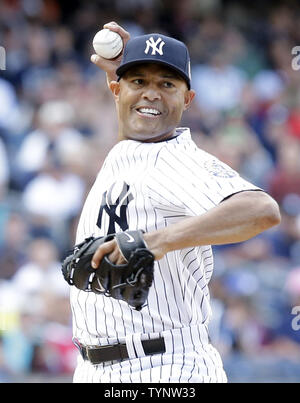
(116, 33, 191, 89)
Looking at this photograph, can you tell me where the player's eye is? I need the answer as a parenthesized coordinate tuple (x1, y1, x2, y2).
(163, 81, 174, 88)
(132, 78, 144, 85)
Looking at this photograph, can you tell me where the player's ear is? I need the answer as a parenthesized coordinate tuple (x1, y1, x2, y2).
(183, 89, 195, 111)
(109, 80, 121, 100)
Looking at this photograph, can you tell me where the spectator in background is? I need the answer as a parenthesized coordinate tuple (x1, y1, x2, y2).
(1, 306, 37, 376)
(21, 148, 85, 251)
(0, 136, 9, 200)
(219, 295, 268, 357)
(267, 193, 300, 265)
(286, 90, 300, 142)
(2, 237, 73, 375)
(52, 26, 79, 66)
(15, 100, 85, 190)
(11, 237, 68, 300)
(210, 109, 274, 189)
(0, 339, 10, 382)
(20, 24, 55, 104)
(191, 46, 247, 113)
(0, 77, 20, 140)
(266, 136, 300, 204)
(0, 213, 28, 280)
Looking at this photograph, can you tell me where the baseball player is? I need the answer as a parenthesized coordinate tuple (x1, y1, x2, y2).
(70, 22, 281, 383)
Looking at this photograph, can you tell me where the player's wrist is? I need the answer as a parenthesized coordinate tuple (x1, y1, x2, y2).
(143, 230, 170, 260)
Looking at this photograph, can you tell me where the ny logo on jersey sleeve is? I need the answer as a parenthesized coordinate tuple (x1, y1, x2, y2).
(97, 181, 133, 235)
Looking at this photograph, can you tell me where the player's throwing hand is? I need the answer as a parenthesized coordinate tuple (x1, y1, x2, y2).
(90, 21, 130, 83)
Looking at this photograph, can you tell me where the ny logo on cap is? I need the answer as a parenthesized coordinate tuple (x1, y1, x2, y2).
(144, 37, 165, 56)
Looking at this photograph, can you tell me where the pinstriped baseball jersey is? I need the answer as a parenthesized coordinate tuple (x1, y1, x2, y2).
(71, 127, 259, 382)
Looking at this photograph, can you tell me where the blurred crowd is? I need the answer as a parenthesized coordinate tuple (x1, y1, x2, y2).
(0, 0, 300, 382)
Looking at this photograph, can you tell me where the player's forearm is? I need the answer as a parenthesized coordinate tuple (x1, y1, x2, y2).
(144, 191, 281, 259)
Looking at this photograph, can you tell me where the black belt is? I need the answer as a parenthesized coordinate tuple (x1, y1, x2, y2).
(73, 337, 166, 365)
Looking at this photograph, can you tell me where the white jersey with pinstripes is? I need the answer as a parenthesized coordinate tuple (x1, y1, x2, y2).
(71, 127, 259, 383)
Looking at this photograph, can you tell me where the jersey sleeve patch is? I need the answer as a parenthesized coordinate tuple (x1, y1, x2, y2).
(203, 159, 238, 178)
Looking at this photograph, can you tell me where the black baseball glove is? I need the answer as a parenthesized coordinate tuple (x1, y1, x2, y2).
(61, 230, 154, 311)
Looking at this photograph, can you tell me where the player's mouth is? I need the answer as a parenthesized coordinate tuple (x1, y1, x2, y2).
(135, 107, 162, 118)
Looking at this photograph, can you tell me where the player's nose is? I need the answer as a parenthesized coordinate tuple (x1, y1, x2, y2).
(141, 85, 161, 101)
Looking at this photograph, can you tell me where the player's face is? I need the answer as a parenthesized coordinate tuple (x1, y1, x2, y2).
(111, 64, 195, 142)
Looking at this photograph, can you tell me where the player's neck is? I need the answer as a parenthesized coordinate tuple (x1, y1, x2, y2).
(117, 130, 177, 143)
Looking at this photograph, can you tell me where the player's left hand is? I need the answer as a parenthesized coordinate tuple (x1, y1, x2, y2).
(62, 231, 155, 310)
(91, 230, 168, 268)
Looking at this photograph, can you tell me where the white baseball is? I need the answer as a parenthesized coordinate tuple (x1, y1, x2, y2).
(92, 28, 123, 59)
